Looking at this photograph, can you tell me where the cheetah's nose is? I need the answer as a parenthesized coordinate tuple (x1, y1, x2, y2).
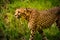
(15, 14, 21, 19)
(14, 14, 17, 17)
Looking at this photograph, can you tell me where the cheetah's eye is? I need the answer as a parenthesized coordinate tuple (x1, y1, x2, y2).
(18, 11, 20, 13)
(18, 11, 21, 15)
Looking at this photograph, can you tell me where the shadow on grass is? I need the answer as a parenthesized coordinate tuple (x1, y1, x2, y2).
(46, 32, 60, 40)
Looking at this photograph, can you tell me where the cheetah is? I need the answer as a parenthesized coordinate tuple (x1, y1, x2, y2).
(14, 7, 60, 40)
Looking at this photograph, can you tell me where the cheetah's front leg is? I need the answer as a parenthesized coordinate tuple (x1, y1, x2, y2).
(38, 29, 48, 40)
(29, 29, 36, 40)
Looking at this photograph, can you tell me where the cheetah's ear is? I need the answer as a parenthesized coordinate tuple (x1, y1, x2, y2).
(25, 8, 32, 13)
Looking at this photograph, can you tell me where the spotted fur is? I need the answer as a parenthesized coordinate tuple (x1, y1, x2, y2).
(15, 7, 60, 40)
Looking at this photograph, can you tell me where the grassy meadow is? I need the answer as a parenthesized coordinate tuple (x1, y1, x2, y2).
(0, 0, 60, 40)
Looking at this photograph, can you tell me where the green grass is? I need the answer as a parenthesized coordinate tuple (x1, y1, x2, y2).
(0, 0, 60, 40)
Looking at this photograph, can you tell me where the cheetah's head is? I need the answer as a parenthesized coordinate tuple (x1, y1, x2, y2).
(15, 8, 32, 20)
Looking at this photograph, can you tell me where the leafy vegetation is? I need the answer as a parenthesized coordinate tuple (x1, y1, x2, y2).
(0, 0, 60, 40)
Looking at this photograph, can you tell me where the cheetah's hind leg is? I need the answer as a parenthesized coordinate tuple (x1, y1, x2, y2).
(56, 19, 60, 31)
